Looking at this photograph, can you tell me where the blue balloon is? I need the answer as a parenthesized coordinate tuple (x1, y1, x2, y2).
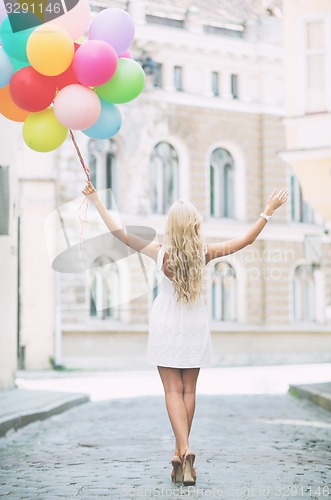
(0, 14, 40, 62)
(0, 47, 14, 87)
(9, 56, 30, 72)
(83, 99, 122, 139)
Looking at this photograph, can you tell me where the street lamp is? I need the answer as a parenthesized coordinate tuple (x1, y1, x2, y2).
(139, 55, 158, 76)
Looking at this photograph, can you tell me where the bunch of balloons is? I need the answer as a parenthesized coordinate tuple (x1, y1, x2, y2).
(0, 0, 145, 152)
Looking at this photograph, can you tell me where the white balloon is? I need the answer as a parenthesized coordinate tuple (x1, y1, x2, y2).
(0, 0, 7, 25)
(45, 0, 91, 40)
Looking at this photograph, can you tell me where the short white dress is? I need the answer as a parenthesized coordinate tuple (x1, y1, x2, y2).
(146, 245, 214, 368)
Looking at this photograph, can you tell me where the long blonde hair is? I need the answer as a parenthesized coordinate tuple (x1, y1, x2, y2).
(163, 199, 205, 304)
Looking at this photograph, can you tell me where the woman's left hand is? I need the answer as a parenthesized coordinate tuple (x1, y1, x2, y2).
(265, 188, 289, 214)
(82, 180, 100, 204)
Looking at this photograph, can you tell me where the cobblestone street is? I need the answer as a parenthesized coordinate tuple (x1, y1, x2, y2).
(1, 386, 330, 499)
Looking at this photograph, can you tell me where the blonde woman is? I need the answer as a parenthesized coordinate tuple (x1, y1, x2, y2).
(82, 180, 288, 486)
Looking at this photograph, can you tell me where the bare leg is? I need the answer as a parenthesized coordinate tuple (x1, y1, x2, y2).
(175, 368, 200, 454)
(182, 367, 200, 435)
(157, 366, 190, 456)
(157, 366, 200, 456)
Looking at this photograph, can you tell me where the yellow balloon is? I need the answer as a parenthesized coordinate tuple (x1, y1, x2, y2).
(23, 108, 68, 152)
(27, 24, 74, 76)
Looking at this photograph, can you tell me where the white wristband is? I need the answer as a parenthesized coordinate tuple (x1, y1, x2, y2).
(260, 212, 271, 221)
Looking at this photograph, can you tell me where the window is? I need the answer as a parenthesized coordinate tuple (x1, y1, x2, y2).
(212, 71, 219, 96)
(231, 74, 239, 99)
(150, 142, 179, 214)
(146, 15, 184, 28)
(293, 264, 315, 322)
(88, 140, 117, 209)
(204, 24, 244, 38)
(290, 173, 314, 223)
(89, 256, 120, 320)
(210, 148, 234, 218)
(211, 262, 236, 321)
(153, 63, 163, 88)
(174, 66, 183, 91)
(306, 20, 325, 112)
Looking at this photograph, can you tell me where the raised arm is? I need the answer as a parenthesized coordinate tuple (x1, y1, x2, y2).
(82, 181, 161, 261)
(206, 188, 288, 263)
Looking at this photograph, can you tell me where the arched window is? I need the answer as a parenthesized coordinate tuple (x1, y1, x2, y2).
(89, 256, 120, 320)
(290, 172, 314, 223)
(210, 148, 234, 218)
(88, 140, 117, 209)
(150, 142, 179, 214)
(293, 264, 315, 321)
(211, 261, 236, 321)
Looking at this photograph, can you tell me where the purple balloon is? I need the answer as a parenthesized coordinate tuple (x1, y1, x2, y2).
(88, 8, 135, 56)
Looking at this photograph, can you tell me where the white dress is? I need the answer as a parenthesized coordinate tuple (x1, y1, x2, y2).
(146, 245, 214, 368)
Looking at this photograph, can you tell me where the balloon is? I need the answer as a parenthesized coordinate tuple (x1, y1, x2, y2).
(0, 85, 30, 121)
(45, 0, 91, 41)
(119, 49, 132, 59)
(0, 1, 7, 25)
(0, 47, 14, 87)
(73, 40, 118, 87)
(23, 108, 68, 152)
(53, 42, 80, 90)
(9, 56, 30, 71)
(27, 24, 74, 76)
(54, 84, 101, 130)
(0, 15, 38, 61)
(88, 8, 135, 56)
(9, 66, 56, 112)
(83, 100, 122, 139)
(95, 59, 145, 104)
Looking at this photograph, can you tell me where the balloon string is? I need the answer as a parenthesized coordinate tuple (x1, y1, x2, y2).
(69, 129, 91, 182)
(69, 129, 90, 249)
(77, 195, 89, 251)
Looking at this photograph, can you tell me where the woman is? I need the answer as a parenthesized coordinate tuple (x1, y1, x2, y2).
(82, 180, 288, 486)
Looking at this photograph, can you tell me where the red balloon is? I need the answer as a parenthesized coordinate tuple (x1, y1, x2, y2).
(9, 67, 56, 112)
(54, 43, 80, 90)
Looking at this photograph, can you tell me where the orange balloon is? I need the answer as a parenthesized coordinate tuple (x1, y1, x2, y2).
(0, 85, 30, 122)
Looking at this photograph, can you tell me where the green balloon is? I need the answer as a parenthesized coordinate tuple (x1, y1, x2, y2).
(23, 108, 68, 153)
(95, 59, 145, 104)
(0, 15, 38, 62)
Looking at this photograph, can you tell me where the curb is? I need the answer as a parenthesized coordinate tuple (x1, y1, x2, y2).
(0, 392, 90, 438)
(289, 383, 331, 412)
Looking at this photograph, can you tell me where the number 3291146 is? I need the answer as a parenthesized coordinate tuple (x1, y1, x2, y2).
(5, 3, 62, 14)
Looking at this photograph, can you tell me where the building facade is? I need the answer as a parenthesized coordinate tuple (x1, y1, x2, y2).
(282, 0, 331, 220)
(11, 0, 331, 370)
(0, 117, 19, 389)
(281, 0, 331, 325)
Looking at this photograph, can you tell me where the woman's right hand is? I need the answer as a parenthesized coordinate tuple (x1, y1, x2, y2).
(82, 180, 100, 204)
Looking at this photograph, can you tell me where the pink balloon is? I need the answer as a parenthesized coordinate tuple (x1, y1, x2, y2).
(73, 40, 118, 87)
(54, 84, 101, 130)
(119, 49, 132, 59)
(45, 0, 91, 40)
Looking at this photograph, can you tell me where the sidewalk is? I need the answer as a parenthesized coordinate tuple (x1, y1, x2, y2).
(0, 388, 90, 438)
(289, 381, 331, 412)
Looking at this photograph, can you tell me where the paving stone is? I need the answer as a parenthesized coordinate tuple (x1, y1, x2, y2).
(0, 393, 330, 498)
